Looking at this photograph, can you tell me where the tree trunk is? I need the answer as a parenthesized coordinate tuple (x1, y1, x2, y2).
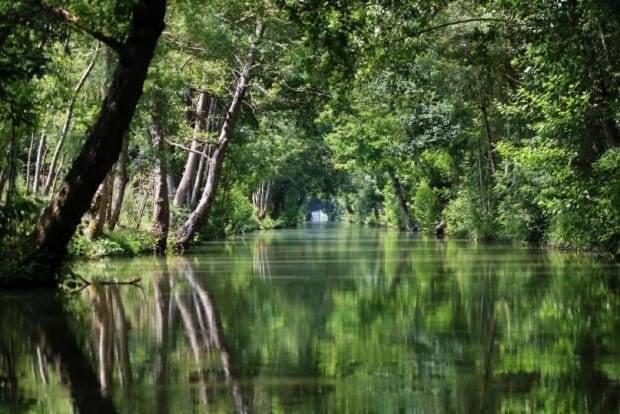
(17, 295, 119, 413)
(253, 180, 271, 220)
(479, 97, 496, 174)
(25, 0, 166, 282)
(51, 152, 65, 194)
(388, 170, 416, 233)
(6, 131, 17, 207)
(135, 187, 149, 231)
(0, 168, 6, 204)
(190, 141, 209, 208)
(33, 132, 46, 195)
(108, 132, 129, 230)
(84, 175, 111, 239)
(25, 133, 35, 194)
(42, 43, 100, 195)
(173, 90, 209, 208)
(175, 22, 265, 251)
(190, 99, 216, 207)
(150, 123, 170, 254)
(166, 174, 176, 200)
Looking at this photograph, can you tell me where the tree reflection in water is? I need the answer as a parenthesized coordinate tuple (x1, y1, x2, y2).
(1, 228, 620, 413)
(0, 293, 117, 413)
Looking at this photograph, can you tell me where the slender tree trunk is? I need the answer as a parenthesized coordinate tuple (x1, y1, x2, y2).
(108, 132, 129, 230)
(166, 174, 176, 200)
(174, 90, 209, 208)
(84, 175, 111, 239)
(33, 132, 46, 195)
(25, 0, 167, 282)
(388, 170, 416, 233)
(190, 141, 209, 208)
(135, 187, 149, 231)
(253, 180, 271, 219)
(25, 133, 35, 194)
(51, 152, 65, 194)
(6, 130, 17, 207)
(190, 99, 216, 207)
(175, 22, 265, 251)
(479, 97, 496, 173)
(42, 43, 100, 195)
(150, 122, 170, 254)
(0, 168, 6, 204)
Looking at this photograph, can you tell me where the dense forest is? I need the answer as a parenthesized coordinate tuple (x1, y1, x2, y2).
(1, 0, 619, 287)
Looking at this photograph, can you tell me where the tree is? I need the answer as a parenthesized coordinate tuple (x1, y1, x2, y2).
(21, 0, 167, 285)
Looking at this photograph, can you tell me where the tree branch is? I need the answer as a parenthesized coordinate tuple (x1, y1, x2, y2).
(411, 17, 510, 37)
(393, 17, 513, 45)
(166, 139, 212, 159)
(26, 0, 124, 53)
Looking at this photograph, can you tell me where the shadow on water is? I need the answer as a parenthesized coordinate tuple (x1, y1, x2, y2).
(1, 226, 620, 413)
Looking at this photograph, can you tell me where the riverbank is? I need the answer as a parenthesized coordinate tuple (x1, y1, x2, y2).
(69, 216, 287, 260)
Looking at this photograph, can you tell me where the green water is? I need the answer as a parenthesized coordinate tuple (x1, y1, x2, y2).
(1, 224, 620, 413)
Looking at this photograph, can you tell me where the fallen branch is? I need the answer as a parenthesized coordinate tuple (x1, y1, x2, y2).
(62, 273, 142, 293)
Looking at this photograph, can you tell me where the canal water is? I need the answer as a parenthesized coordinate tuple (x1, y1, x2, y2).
(1, 224, 619, 413)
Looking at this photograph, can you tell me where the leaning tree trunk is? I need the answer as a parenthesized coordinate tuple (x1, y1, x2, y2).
(42, 43, 99, 196)
(388, 170, 416, 233)
(108, 132, 129, 230)
(190, 99, 217, 207)
(150, 121, 170, 254)
(24, 0, 167, 284)
(173, 90, 209, 208)
(18, 295, 119, 413)
(175, 22, 265, 251)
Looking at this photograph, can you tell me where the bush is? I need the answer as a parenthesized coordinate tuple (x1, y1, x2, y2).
(444, 188, 476, 238)
(493, 143, 620, 252)
(258, 215, 284, 230)
(412, 179, 438, 232)
(201, 186, 258, 240)
(382, 182, 402, 229)
(69, 229, 154, 259)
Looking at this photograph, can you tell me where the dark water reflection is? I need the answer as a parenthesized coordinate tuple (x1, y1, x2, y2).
(1, 224, 620, 413)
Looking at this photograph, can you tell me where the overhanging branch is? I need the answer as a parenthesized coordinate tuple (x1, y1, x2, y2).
(393, 17, 514, 45)
(410, 17, 511, 37)
(166, 139, 212, 159)
(26, 0, 124, 53)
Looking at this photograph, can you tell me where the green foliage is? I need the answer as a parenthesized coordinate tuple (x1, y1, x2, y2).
(412, 179, 438, 232)
(201, 186, 258, 240)
(381, 182, 401, 229)
(444, 188, 477, 238)
(69, 230, 155, 259)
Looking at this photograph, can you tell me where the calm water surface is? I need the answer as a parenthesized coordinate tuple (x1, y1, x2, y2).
(1, 224, 620, 413)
